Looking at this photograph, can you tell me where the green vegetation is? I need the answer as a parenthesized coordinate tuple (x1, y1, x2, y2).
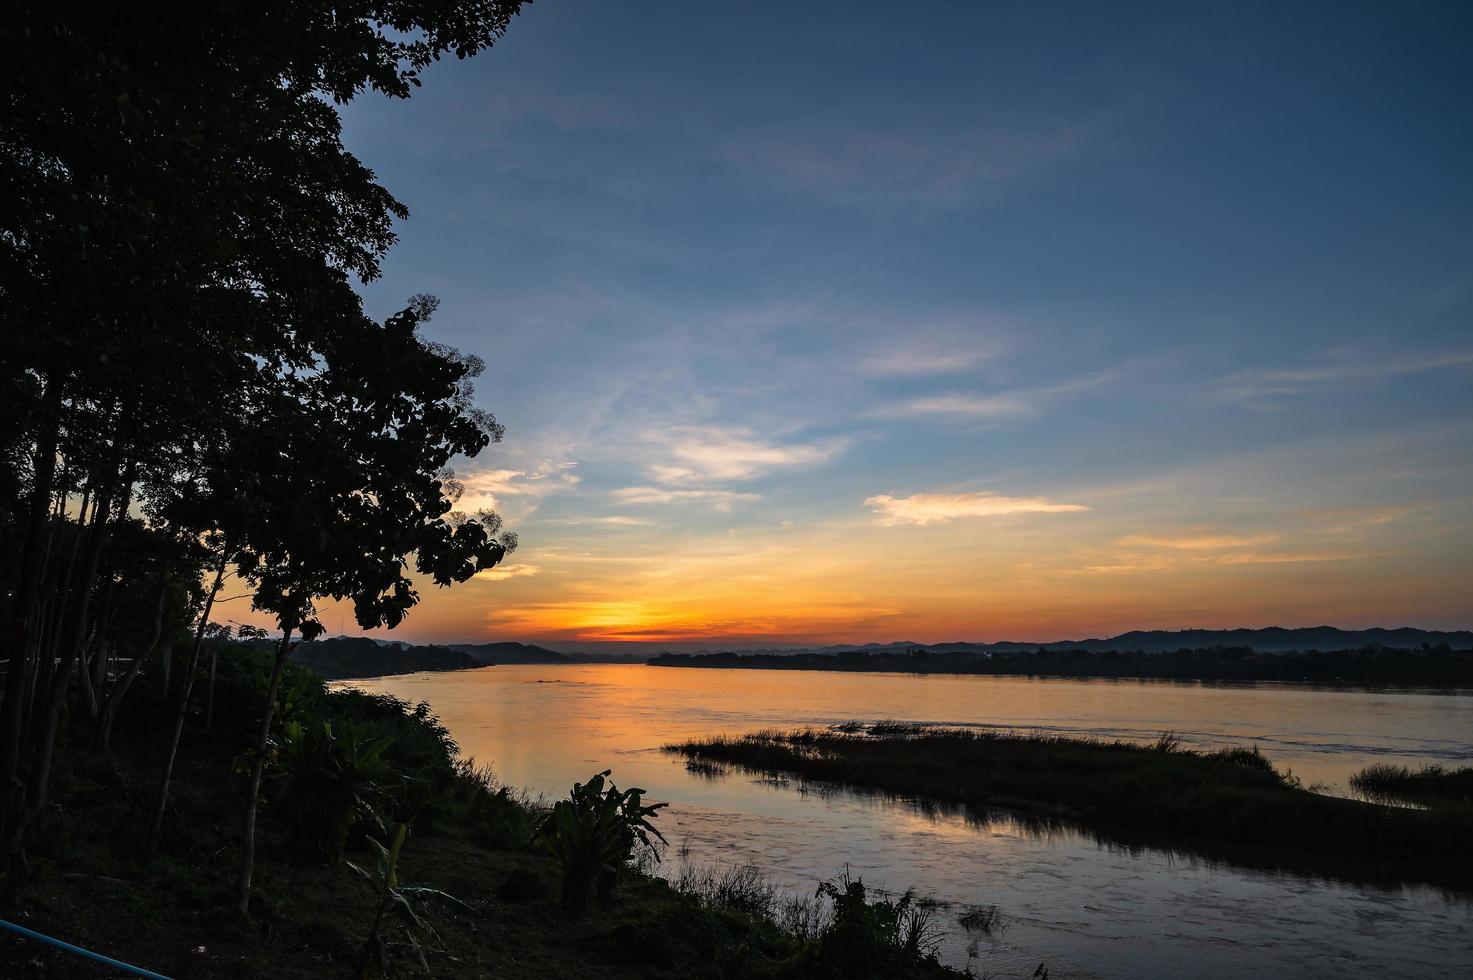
(1350, 764, 1473, 807)
(290, 637, 483, 681)
(802, 874, 941, 980)
(670, 726, 1473, 889)
(0, 651, 963, 978)
(348, 822, 472, 979)
(648, 645, 1473, 686)
(533, 770, 668, 915)
(2, 0, 525, 914)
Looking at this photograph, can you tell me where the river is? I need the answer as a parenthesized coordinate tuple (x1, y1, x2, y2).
(341, 664, 1473, 979)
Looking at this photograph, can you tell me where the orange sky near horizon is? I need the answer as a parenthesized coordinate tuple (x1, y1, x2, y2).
(225, 476, 1473, 651)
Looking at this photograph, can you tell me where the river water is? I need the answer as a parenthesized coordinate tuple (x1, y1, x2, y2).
(342, 664, 1473, 979)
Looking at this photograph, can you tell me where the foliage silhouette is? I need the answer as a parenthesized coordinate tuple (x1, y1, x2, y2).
(534, 770, 669, 915)
(348, 822, 472, 979)
(1, 1, 529, 903)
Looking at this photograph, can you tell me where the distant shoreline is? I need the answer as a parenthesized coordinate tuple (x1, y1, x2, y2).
(647, 645, 1473, 688)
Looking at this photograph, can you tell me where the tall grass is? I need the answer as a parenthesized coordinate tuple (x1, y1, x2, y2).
(1350, 764, 1473, 806)
(669, 860, 951, 975)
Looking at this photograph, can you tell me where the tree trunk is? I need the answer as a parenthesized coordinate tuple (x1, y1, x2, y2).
(235, 621, 296, 915)
(34, 488, 93, 710)
(145, 553, 227, 854)
(25, 489, 113, 817)
(98, 576, 170, 750)
(0, 386, 62, 831)
(205, 646, 219, 732)
(85, 557, 124, 721)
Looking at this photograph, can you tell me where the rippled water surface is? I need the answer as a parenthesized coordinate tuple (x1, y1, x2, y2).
(343, 664, 1473, 978)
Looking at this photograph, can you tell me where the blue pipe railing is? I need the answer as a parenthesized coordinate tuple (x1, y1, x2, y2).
(0, 916, 174, 979)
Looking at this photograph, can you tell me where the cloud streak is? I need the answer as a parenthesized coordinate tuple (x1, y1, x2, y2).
(874, 370, 1122, 422)
(1075, 551, 1352, 575)
(612, 486, 761, 511)
(866, 491, 1089, 527)
(1213, 349, 1473, 402)
(855, 337, 1001, 378)
(1117, 532, 1279, 550)
(456, 461, 581, 515)
(474, 563, 541, 581)
(645, 426, 848, 484)
(878, 393, 1034, 420)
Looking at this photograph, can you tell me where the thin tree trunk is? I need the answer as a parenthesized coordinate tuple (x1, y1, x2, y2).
(25, 489, 114, 816)
(160, 627, 173, 696)
(85, 555, 124, 720)
(78, 634, 99, 721)
(235, 620, 296, 915)
(205, 645, 219, 732)
(0, 396, 59, 805)
(97, 576, 170, 750)
(35, 488, 92, 708)
(145, 552, 227, 854)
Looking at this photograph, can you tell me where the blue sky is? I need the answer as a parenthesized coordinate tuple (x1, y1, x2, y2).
(323, 1, 1472, 647)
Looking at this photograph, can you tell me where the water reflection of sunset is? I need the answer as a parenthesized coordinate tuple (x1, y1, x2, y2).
(342, 664, 1472, 980)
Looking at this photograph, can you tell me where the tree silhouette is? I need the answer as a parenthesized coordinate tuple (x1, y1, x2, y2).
(0, 1, 528, 901)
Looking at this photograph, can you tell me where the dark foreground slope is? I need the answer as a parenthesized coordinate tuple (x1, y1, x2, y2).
(1, 650, 960, 980)
(672, 727, 1473, 892)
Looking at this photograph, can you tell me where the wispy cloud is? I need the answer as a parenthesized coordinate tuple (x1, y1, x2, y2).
(612, 487, 761, 511)
(1213, 349, 1473, 402)
(1071, 525, 1355, 575)
(866, 491, 1089, 527)
(874, 370, 1120, 422)
(856, 339, 1001, 378)
(1074, 551, 1352, 575)
(1117, 532, 1279, 550)
(555, 515, 656, 527)
(474, 563, 541, 581)
(457, 461, 580, 510)
(1305, 504, 1424, 534)
(721, 109, 1117, 207)
(645, 426, 848, 484)
(878, 393, 1034, 420)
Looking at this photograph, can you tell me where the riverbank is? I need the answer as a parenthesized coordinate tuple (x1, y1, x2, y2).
(1, 649, 961, 979)
(669, 726, 1473, 890)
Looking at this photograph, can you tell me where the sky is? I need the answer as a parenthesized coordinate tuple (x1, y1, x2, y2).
(271, 1, 1473, 650)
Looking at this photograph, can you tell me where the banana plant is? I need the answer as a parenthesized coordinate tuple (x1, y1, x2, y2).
(533, 769, 668, 914)
(273, 719, 397, 864)
(348, 823, 471, 979)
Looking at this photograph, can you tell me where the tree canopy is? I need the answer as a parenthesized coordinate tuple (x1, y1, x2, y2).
(0, 0, 529, 905)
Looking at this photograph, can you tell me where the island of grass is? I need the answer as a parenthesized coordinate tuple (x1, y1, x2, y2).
(670, 726, 1473, 891)
(0, 647, 961, 980)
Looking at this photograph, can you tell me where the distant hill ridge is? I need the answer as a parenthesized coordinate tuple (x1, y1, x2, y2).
(448, 641, 569, 664)
(683, 627, 1473, 658)
(286, 627, 1471, 680)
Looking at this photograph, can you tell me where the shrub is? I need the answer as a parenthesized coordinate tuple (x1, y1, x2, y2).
(271, 719, 398, 865)
(348, 823, 471, 979)
(533, 770, 667, 915)
(800, 872, 943, 979)
(451, 759, 540, 850)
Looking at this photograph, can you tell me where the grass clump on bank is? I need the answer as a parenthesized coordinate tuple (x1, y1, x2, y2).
(669, 726, 1473, 888)
(1350, 764, 1473, 807)
(1, 646, 963, 979)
